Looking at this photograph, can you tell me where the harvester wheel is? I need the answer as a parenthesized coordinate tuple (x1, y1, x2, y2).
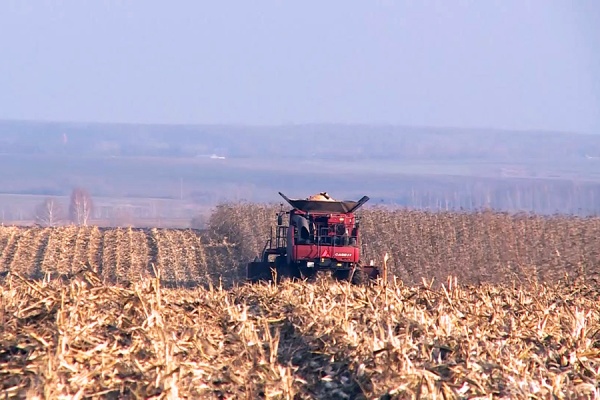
(247, 261, 274, 283)
(351, 268, 369, 285)
(275, 257, 301, 282)
(333, 269, 351, 282)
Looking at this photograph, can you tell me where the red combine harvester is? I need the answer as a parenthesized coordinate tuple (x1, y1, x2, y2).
(247, 192, 380, 284)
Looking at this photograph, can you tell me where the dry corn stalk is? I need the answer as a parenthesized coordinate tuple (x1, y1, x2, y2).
(1, 270, 599, 399)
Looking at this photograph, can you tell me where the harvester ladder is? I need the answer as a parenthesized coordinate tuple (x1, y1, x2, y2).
(275, 225, 287, 248)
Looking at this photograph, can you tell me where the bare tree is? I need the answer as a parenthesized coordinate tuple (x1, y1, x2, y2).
(35, 198, 63, 227)
(69, 187, 94, 226)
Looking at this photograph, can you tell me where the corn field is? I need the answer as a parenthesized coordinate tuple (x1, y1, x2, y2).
(1, 204, 600, 398)
(1, 205, 599, 287)
(0, 225, 238, 288)
(1, 271, 598, 398)
(207, 203, 600, 286)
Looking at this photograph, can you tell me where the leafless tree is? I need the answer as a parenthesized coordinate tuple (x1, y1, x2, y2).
(35, 198, 63, 227)
(69, 187, 94, 226)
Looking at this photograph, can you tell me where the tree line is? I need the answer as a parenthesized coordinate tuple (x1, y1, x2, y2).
(34, 187, 94, 227)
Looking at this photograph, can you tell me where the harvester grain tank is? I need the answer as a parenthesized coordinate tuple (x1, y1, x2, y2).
(246, 192, 380, 284)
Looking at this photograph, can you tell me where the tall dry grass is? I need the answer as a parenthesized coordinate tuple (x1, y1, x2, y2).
(1, 270, 598, 398)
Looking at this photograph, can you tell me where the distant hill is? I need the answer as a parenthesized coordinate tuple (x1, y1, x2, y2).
(1, 119, 600, 220)
(1, 119, 599, 163)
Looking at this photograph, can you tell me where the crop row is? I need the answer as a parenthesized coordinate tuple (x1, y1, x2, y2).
(0, 226, 231, 287)
(207, 204, 600, 285)
(2, 205, 600, 287)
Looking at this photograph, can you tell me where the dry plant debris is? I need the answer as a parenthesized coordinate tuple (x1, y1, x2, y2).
(1, 271, 599, 399)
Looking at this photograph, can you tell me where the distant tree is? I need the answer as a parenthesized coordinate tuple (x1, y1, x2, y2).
(69, 187, 94, 226)
(35, 198, 63, 227)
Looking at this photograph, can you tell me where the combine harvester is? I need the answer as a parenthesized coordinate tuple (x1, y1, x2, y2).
(247, 192, 382, 284)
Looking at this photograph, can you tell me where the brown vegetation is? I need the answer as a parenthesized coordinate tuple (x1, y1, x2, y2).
(206, 204, 600, 286)
(2, 205, 600, 398)
(1, 205, 600, 287)
(0, 226, 233, 288)
(1, 271, 599, 398)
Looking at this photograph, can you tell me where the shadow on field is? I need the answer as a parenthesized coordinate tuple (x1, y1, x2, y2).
(273, 316, 372, 399)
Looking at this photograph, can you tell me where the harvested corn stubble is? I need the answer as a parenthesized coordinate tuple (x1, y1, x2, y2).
(1, 271, 599, 399)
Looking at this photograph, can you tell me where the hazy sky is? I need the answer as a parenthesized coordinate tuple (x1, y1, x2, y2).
(1, 1, 598, 133)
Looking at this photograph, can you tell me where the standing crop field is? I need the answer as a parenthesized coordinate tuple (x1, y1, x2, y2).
(207, 204, 600, 286)
(1, 206, 600, 287)
(0, 226, 236, 287)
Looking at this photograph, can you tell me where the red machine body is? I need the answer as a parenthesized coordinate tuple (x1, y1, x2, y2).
(286, 208, 359, 265)
(246, 192, 379, 284)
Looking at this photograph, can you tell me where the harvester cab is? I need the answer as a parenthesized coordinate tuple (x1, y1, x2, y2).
(246, 192, 380, 284)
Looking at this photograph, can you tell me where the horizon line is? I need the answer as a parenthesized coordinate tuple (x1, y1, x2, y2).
(0, 117, 586, 136)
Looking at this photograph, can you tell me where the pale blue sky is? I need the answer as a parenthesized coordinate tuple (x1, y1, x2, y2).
(1, 1, 598, 133)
